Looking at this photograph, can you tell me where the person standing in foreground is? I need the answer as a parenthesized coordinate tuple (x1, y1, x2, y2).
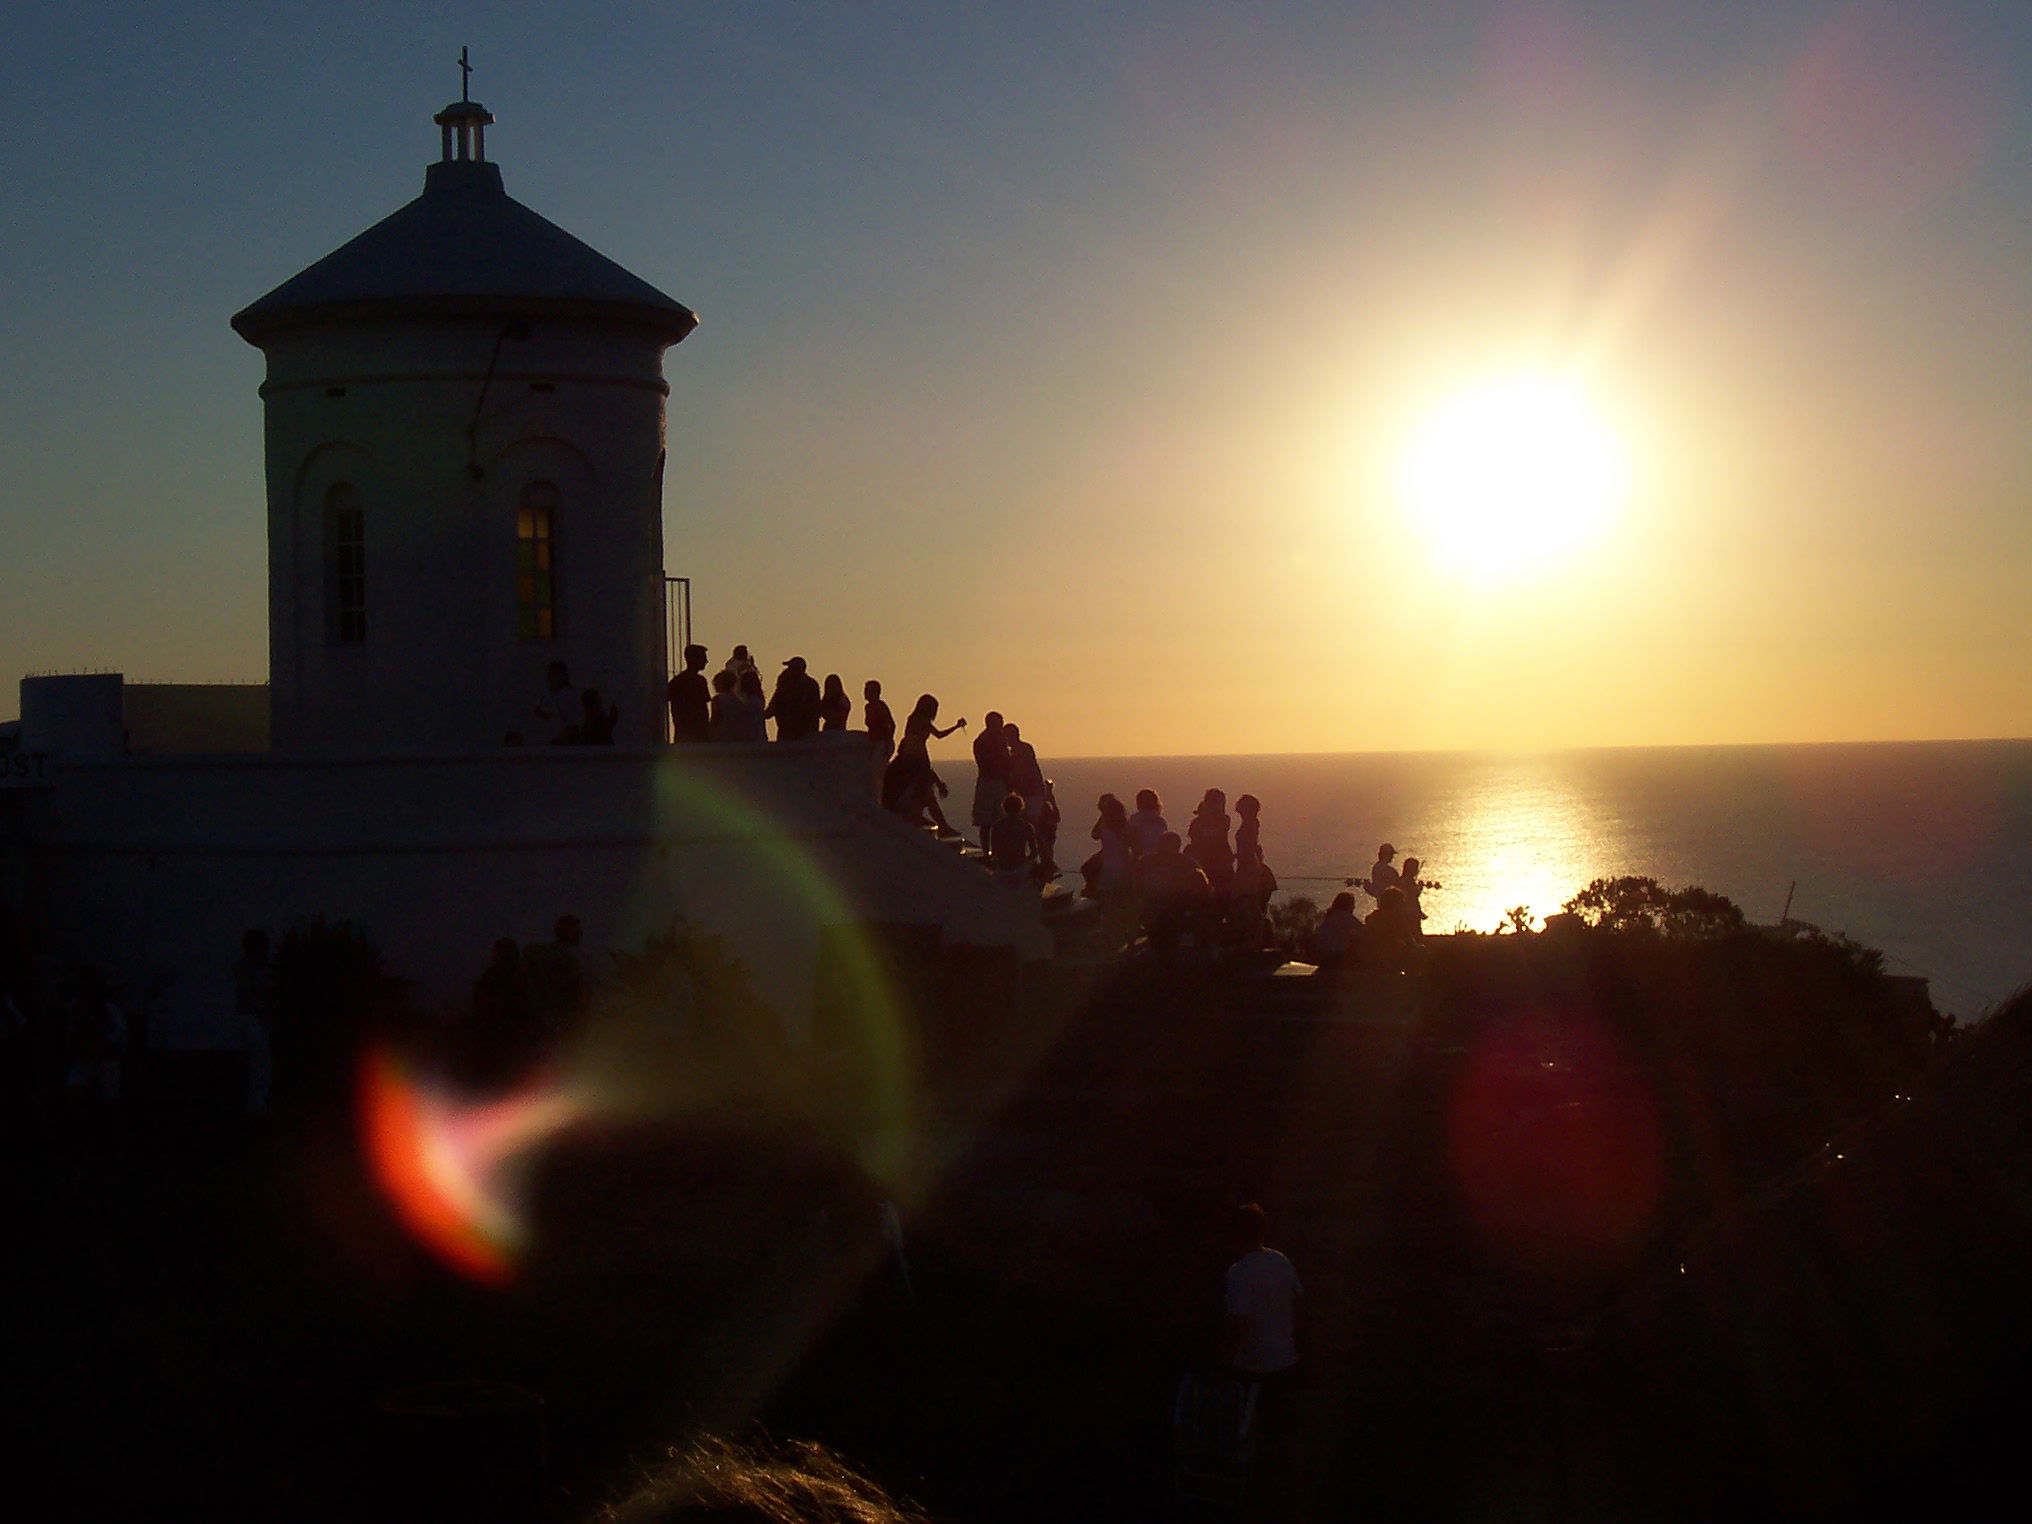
(1224, 1202, 1304, 1501)
(666, 644, 711, 743)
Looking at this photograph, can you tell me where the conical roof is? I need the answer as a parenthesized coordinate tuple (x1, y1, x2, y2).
(232, 157, 697, 345)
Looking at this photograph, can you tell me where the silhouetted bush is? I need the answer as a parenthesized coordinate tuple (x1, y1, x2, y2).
(1561, 875, 1748, 938)
(1266, 895, 1321, 959)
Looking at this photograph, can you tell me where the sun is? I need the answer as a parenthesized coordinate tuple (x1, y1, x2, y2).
(1398, 374, 1628, 582)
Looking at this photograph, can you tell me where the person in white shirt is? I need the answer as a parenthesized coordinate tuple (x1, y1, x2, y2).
(534, 660, 580, 745)
(1223, 1201, 1305, 1465)
(1126, 789, 1168, 859)
(1225, 1204, 1302, 1378)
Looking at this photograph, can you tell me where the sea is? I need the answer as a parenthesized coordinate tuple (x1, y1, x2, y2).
(1042, 740, 2032, 1021)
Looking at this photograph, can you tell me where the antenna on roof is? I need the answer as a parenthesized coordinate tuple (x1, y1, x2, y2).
(458, 45, 473, 103)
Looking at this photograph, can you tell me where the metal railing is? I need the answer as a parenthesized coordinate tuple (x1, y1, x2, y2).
(664, 575, 693, 677)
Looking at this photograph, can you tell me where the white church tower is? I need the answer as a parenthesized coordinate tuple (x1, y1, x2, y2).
(232, 86, 696, 752)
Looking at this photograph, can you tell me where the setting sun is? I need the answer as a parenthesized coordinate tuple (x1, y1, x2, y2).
(1398, 374, 1628, 582)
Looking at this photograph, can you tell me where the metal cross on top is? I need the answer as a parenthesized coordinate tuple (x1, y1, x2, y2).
(458, 46, 473, 103)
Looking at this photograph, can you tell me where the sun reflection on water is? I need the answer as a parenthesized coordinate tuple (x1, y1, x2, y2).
(1415, 759, 1607, 933)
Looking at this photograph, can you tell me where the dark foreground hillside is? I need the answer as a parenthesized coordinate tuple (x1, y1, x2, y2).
(1, 925, 2024, 1521)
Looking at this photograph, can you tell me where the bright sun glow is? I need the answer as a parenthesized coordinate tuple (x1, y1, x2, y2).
(1399, 374, 1628, 582)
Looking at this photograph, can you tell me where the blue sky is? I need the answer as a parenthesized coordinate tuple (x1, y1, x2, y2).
(6, 2, 2032, 750)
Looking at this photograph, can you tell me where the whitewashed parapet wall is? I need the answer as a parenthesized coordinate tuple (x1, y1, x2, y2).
(27, 737, 1050, 1048)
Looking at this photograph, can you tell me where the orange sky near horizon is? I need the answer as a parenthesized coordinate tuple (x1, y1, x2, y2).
(5, 4, 2032, 758)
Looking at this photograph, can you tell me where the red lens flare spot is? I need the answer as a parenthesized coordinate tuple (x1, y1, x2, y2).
(1446, 1010, 1665, 1282)
(357, 1044, 583, 1286)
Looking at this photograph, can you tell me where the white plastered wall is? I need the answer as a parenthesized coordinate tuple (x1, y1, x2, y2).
(260, 318, 669, 753)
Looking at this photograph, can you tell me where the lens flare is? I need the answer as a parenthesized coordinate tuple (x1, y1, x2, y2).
(1447, 1008, 1665, 1282)
(359, 1045, 586, 1284)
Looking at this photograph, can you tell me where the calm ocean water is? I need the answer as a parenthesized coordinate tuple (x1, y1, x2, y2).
(1039, 741, 2032, 1020)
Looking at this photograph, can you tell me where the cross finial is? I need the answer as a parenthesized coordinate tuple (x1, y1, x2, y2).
(458, 46, 473, 103)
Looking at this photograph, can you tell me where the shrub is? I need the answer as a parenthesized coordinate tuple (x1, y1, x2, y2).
(1562, 876, 1747, 939)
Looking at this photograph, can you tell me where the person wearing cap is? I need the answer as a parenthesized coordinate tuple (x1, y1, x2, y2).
(1365, 842, 1400, 901)
(666, 644, 711, 743)
(765, 656, 823, 742)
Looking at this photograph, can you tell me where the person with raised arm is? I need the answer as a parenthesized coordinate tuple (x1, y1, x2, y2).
(882, 694, 966, 834)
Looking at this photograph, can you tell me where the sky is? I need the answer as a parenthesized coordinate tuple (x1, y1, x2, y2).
(3, 0, 2030, 755)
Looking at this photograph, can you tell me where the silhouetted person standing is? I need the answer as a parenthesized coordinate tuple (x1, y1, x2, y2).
(1086, 794, 1137, 944)
(1004, 723, 1046, 821)
(735, 669, 769, 741)
(1187, 788, 1235, 897)
(819, 673, 852, 732)
(721, 645, 759, 686)
(971, 713, 1011, 849)
(1365, 842, 1400, 902)
(1231, 792, 1275, 945)
(1399, 855, 1429, 936)
(667, 644, 711, 743)
(1223, 1203, 1304, 1506)
(767, 657, 823, 742)
(864, 679, 896, 791)
(709, 669, 740, 740)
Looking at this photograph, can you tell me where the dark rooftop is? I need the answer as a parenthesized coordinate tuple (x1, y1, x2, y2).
(232, 156, 697, 345)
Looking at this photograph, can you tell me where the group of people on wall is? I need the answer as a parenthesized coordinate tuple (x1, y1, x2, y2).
(1311, 842, 1433, 973)
(1070, 785, 1280, 955)
(664, 644, 869, 746)
(663, 643, 1439, 969)
(661, 645, 986, 835)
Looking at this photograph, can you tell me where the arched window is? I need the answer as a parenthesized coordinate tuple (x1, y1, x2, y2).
(326, 482, 366, 644)
(517, 481, 559, 640)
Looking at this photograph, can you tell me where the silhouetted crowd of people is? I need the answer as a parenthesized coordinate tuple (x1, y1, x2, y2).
(1065, 784, 1280, 957)
(1309, 842, 1434, 974)
(660, 641, 1442, 972)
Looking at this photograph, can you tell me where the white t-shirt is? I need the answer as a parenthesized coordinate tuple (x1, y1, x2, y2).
(1225, 1247, 1302, 1374)
(1127, 809, 1168, 858)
